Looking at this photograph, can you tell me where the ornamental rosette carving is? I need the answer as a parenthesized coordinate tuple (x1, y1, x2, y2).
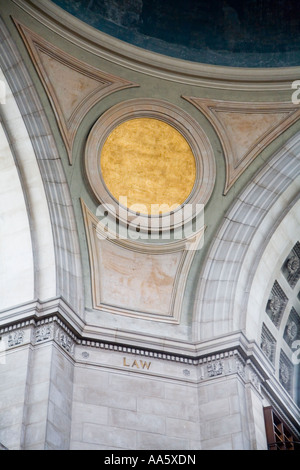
(269, 295, 281, 314)
(286, 320, 298, 341)
(207, 360, 224, 377)
(266, 281, 288, 328)
(279, 362, 290, 384)
(282, 242, 300, 288)
(35, 325, 53, 343)
(261, 337, 272, 359)
(287, 255, 300, 275)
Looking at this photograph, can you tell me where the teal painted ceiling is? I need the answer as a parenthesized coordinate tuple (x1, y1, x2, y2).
(51, 0, 300, 67)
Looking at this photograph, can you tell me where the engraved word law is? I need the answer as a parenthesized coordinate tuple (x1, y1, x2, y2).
(123, 357, 151, 370)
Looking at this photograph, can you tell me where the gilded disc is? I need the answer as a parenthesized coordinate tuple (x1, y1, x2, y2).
(100, 118, 196, 215)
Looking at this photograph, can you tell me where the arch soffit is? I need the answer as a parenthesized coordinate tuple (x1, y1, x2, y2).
(11, 0, 300, 92)
(0, 17, 84, 316)
(193, 132, 300, 342)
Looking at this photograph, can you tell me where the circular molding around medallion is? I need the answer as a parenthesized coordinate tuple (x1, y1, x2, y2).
(85, 98, 216, 233)
(100, 117, 197, 216)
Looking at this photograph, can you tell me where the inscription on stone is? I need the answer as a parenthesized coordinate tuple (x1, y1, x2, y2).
(123, 357, 151, 370)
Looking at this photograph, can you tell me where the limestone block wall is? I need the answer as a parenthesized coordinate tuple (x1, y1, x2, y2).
(0, 2, 299, 452)
(198, 376, 268, 450)
(0, 339, 31, 449)
(246, 386, 269, 449)
(71, 366, 201, 450)
(0, 318, 75, 450)
(23, 342, 74, 450)
(69, 342, 270, 450)
(0, 316, 297, 450)
(198, 377, 249, 449)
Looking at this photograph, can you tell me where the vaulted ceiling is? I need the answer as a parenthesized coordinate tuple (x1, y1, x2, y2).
(52, 0, 300, 67)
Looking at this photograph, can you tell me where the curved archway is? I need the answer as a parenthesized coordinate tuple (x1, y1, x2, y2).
(0, 114, 35, 309)
(248, 201, 300, 406)
(193, 132, 300, 343)
(0, 18, 84, 318)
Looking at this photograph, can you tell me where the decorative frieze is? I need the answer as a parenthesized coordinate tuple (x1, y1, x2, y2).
(35, 325, 53, 343)
(2, 322, 254, 392)
(235, 357, 246, 379)
(207, 360, 224, 377)
(7, 330, 24, 347)
(55, 327, 75, 356)
(84, 343, 262, 387)
(77, 340, 261, 389)
(249, 369, 261, 392)
(79, 338, 196, 364)
(199, 352, 239, 380)
(0, 316, 76, 359)
(0, 310, 265, 391)
(0, 320, 34, 350)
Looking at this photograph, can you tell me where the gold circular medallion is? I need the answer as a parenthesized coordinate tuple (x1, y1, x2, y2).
(100, 118, 196, 215)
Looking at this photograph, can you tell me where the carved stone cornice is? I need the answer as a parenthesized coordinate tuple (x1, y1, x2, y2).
(0, 297, 85, 335)
(1, 298, 299, 430)
(0, 312, 77, 360)
(0, 315, 265, 395)
(0, 299, 274, 379)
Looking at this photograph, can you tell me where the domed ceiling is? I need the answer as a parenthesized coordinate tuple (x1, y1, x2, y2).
(51, 0, 300, 67)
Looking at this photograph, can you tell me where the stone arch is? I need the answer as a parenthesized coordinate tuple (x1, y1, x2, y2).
(193, 132, 300, 343)
(0, 101, 36, 309)
(248, 203, 300, 406)
(0, 18, 84, 317)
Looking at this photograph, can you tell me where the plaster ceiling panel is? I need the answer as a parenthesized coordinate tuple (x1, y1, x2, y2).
(184, 96, 300, 193)
(14, 20, 139, 163)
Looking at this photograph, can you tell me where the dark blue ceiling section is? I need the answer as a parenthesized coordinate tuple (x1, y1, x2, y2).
(51, 0, 300, 67)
